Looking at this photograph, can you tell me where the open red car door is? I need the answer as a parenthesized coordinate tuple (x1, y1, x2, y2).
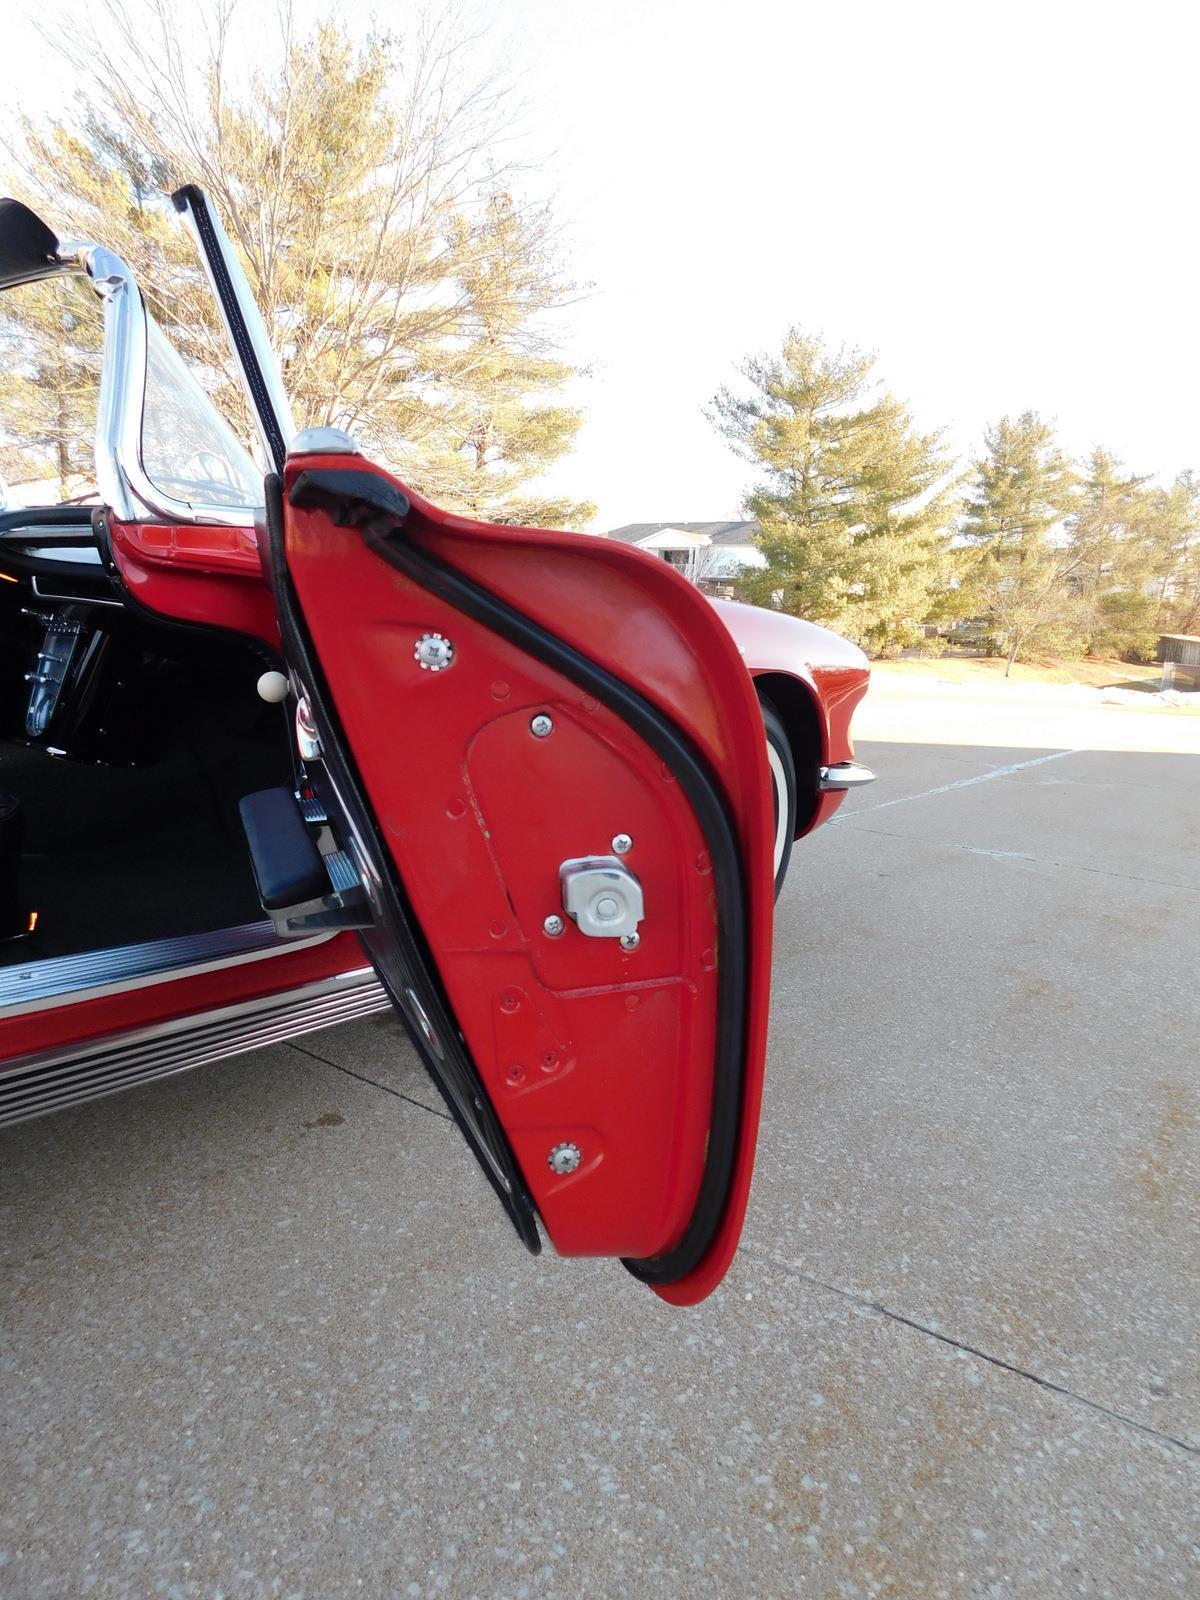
(177, 188, 776, 1304)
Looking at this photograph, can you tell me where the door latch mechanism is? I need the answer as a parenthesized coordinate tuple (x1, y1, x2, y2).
(559, 856, 644, 940)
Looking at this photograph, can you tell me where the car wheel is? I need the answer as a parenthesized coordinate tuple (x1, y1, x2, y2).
(760, 696, 796, 898)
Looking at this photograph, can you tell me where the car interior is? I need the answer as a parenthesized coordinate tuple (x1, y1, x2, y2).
(0, 234, 302, 996)
(0, 505, 292, 971)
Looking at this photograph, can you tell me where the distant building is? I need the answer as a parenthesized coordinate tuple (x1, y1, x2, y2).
(1158, 634, 1200, 690)
(603, 521, 766, 587)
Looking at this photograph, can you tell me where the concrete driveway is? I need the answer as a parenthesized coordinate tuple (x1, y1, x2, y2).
(3, 677, 1198, 1597)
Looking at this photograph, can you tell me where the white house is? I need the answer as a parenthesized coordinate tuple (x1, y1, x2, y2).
(602, 521, 766, 585)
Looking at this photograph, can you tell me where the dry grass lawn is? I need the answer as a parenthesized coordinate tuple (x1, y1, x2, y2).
(884, 654, 1166, 690)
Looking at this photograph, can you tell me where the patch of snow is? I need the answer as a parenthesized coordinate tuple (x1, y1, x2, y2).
(1099, 687, 1200, 708)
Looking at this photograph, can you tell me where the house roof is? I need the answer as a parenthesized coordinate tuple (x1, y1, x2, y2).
(604, 520, 760, 548)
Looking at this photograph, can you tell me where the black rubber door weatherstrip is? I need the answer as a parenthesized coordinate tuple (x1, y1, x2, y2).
(264, 476, 540, 1252)
(172, 186, 290, 473)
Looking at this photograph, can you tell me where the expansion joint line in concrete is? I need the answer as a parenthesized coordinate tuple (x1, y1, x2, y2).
(286, 1040, 452, 1122)
(790, 1268, 1198, 1460)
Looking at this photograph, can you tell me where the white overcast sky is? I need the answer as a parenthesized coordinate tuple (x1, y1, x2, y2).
(6, 0, 1198, 528)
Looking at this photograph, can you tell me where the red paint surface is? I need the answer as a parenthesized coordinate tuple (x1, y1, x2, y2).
(107, 518, 280, 647)
(713, 596, 870, 836)
(284, 456, 777, 1304)
(811, 661, 872, 766)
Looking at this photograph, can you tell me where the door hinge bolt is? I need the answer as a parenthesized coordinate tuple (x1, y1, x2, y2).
(620, 932, 640, 952)
(611, 833, 633, 855)
(530, 713, 554, 738)
(548, 1141, 582, 1175)
(542, 913, 565, 937)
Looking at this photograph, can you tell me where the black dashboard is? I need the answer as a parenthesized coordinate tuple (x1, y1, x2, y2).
(0, 505, 122, 609)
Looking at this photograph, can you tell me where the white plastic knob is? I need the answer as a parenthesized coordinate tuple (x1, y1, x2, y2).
(256, 670, 290, 704)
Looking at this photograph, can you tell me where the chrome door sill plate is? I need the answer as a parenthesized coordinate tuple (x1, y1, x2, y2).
(0, 966, 390, 1126)
(0, 920, 332, 1018)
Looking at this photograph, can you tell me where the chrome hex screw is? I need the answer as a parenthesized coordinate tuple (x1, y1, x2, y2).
(620, 932, 640, 952)
(543, 914, 565, 937)
(548, 1141, 582, 1175)
(530, 713, 554, 738)
(611, 833, 633, 855)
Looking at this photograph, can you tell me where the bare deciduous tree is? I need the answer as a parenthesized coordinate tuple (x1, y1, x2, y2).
(3, 0, 594, 525)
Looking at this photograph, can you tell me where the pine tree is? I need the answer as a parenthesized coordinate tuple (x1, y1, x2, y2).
(709, 330, 961, 653)
(1068, 449, 1151, 590)
(1149, 472, 1200, 637)
(0, 275, 103, 496)
(2, 3, 594, 528)
(1055, 451, 1200, 660)
(962, 413, 1082, 672)
(1065, 448, 1155, 658)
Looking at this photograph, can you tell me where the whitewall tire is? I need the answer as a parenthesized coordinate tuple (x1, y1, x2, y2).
(760, 697, 797, 898)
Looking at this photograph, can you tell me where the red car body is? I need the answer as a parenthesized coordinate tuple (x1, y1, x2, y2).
(0, 189, 871, 1302)
(3, 545, 867, 1055)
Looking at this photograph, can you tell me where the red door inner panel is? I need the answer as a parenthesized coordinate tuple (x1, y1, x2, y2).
(287, 528, 719, 1264)
(282, 459, 775, 1305)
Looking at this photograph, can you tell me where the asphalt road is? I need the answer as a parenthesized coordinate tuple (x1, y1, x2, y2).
(3, 682, 1198, 1598)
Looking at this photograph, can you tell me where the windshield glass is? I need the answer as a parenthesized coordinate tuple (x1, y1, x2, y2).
(140, 318, 263, 511)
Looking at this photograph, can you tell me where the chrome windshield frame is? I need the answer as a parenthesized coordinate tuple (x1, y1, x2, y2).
(5, 237, 264, 529)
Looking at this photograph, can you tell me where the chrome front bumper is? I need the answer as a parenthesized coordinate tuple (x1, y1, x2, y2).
(818, 761, 877, 792)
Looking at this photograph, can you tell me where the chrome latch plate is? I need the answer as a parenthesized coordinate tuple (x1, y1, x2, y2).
(559, 856, 644, 940)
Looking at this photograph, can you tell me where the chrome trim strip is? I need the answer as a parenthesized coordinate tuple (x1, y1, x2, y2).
(818, 761, 877, 792)
(0, 967, 390, 1127)
(23, 545, 104, 564)
(0, 922, 335, 1019)
(31, 575, 123, 607)
(1, 523, 96, 543)
(88, 244, 144, 523)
